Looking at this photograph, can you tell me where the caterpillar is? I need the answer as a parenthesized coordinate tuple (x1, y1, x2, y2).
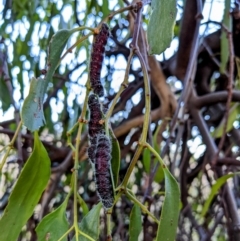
(90, 23, 110, 97)
(94, 134, 114, 209)
(88, 94, 105, 139)
(88, 94, 105, 163)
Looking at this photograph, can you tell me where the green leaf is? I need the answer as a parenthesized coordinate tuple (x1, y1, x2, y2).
(110, 129, 120, 187)
(44, 29, 74, 95)
(78, 194, 89, 216)
(102, 0, 110, 17)
(22, 29, 75, 132)
(147, 0, 177, 55)
(0, 132, 51, 241)
(129, 204, 142, 241)
(142, 149, 164, 183)
(0, 77, 12, 112)
(220, 0, 232, 73)
(156, 165, 180, 241)
(73, 202, 102, 241)
(212, 103, 240, 138)
(36, 197, 69, 241)
(21, 77, 46, 131)
(201, 173, 238, 217)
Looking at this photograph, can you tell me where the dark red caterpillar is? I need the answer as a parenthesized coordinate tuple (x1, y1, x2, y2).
(88, 94, 105, 163)
(94, 134, 114, 209)
(90, 23, 110, 97)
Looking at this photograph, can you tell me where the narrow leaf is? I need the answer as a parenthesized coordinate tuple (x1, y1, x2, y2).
(21, 77, 46, 131)
(78, 194, 89, 216)
(220, 0, 232, 73)
(73, 202, 102, 241)
(129, 204, 142, 241)
(110, 129, 121, 187)
(201, 173, 235, 217)
(212, 103, 240, 138)
(0, 132, 51, 241)
(156, 166, 180, 241)
(36, 197, 69, 241)
(147, 0, 177, 54)
(143, 148, 164, 183)
(44, 29, 74, 96)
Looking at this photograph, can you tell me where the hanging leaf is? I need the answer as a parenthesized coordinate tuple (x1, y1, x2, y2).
(145, 143, 180, 241)
(201, 173, 238, 217)
(147, 0, 177, 54)
(36, 197, 69, 241)
(220, 0, 232, 73)
(129, 204, 142, 241)
(21, 77, 46, 131)
(109, 129, 120, 187)
(44, 29, 75, 94)
(156, 165, 180, 241)
(102, 0, 110, 17)
(143, 148, 164, 183)
(78, 194, 89, 216)
(0, 132, 51, 241)
(212, 103, 240, 138)
(72, 202, 102, 241)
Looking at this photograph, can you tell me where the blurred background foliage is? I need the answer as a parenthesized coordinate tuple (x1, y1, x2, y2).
(1, 0, 240, 240)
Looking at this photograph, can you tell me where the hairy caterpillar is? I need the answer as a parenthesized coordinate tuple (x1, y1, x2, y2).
(88, 94, 105, 139)
(90, 23, 110, 97)
(94, 134, 114, 209)
(87, 94, 105, 163)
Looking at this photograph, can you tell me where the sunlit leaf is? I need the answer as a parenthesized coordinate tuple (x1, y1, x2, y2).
(0, 132, 51, 241)
(36, 197, 69, 241)
(212, 103, 240, 138)
(147, 0, 177, 54)
(21, 76, 46, 131)
(129, 204, 142, 241)
(201, 173, 239, 217)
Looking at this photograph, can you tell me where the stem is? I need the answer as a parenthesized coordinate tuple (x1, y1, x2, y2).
(119, 50, 151, 187)
(145, 142, 165, 166)
(107, 213, 112, 238)
(60, 32, 93, 62)
(135, 50, 151, 142)
(100, 4, 136, 25)
(126, 191, 159, 224)
(0, 121, 22, 171)
(72, 80, 91, 238)
(58, 225, 74, 241)
(105, 50, 134, 128)
(78, 230, 95, 241)
(120, 144, 144, 188)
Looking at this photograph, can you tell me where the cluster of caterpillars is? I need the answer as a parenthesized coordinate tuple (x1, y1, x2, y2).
(88, 24, 114, 209)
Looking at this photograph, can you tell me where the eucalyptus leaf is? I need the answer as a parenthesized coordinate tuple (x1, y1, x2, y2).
(0, 132, 51, 241)
(129, 204, 142, 241)
(156, 166, 180, 241)
(212, 103, 240, 138)
(201, 173, 238, 217)
(147, 0, 177, 54)
(110, 128, 120, 187)
(21, 77, 46, 131)
(72, 202, 102, 241)
(36, 197, 69, 241)
(220, 0, 232, 73)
